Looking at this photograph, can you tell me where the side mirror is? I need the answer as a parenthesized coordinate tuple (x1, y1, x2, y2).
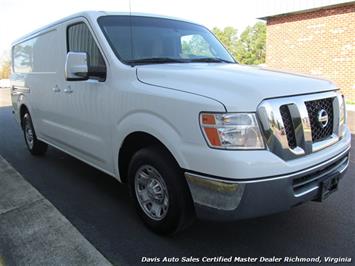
(65, 52, 88, 81)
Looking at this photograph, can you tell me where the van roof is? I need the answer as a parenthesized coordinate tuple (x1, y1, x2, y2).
(12, 11, 199, 45)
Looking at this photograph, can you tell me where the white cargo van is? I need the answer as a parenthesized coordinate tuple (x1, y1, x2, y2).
(11, 11, 351, 234)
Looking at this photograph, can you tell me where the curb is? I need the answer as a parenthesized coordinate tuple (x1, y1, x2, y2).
(0, 155, 112, 266)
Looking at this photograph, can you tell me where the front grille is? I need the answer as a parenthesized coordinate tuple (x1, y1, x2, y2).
(280, 105, 297, 149)
(305, 98, 334, 142)
(257, 91, 342, 160)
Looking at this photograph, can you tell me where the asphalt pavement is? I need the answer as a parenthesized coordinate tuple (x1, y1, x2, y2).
(0, 89, 354, 265)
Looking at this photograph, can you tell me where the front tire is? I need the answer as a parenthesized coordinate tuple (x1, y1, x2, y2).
(22, 112, 48, 156)
(128, 146, 195, 235)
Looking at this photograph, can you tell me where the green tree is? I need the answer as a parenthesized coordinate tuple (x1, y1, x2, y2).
(212, 26, 238, 58)
(235, 22, 266, 65)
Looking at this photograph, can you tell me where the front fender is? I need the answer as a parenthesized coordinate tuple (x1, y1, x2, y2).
(112, 111, 188, 179)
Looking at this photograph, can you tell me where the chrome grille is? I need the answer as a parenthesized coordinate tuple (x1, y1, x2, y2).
(257, 91, 344, 160)
(305, 98, 333, 142)
(280, 105, 297, 149)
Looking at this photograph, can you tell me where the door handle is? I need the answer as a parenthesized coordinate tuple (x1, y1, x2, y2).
(52, 85, 61, 93)
(64, 86, 73, 94)
(11, 86, 17, 96)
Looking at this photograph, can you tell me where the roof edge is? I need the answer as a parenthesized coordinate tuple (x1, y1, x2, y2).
(11, 11, 199, 46)
(258, 1, 355, 20)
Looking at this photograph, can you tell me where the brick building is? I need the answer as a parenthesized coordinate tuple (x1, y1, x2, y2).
(261, 1, 355, 101)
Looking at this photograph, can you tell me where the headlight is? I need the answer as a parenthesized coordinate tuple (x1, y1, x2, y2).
(200, 113, 265, 149)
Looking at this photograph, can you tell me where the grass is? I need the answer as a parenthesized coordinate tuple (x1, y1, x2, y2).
(0, 256, 5, 266)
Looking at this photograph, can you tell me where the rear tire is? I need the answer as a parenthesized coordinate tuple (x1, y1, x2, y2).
(22, 112, 48, 156)
(128, 146, 195, 235)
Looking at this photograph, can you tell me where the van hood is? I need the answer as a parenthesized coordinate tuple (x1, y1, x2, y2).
(136, 63, 336, 112)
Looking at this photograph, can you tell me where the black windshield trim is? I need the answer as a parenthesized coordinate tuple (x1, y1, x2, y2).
(127, 57, 236, 66)
(126, 57, 190, 66)
(188, 57, 235, 63)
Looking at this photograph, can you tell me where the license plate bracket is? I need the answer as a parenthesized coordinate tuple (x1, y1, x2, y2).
(317, 174, 340, 202)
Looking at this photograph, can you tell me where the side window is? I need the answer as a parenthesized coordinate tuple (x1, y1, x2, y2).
(13, 38, 35, 73)
(13, 30, 58, 73)
(67, 22, 106, 81)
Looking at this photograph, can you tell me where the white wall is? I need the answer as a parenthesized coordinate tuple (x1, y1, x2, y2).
(0, 79, 10, 88)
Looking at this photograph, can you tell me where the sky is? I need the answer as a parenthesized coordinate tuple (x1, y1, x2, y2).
(0, 0, 350, 60)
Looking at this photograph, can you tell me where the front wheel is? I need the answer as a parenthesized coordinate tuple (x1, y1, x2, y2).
(22, 113, 48, 156)
(128, 146, 195, 235)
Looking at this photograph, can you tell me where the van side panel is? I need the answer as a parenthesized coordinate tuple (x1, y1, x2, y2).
(12, 29, 60, 138)
(27, 19, 115, 174)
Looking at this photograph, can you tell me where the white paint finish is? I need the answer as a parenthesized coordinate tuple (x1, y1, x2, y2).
(43, 18, 114, 171)
(109, 77, 226, 176)
(178, 129, 351, 179)
(10, 12, 350, 184)
(137, 63, 336, 112)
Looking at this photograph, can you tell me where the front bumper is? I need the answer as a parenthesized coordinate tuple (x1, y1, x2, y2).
(185, 146, 350, 221)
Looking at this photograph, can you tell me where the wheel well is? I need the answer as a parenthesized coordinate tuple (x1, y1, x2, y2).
(19, 105, 29, 128)
(118, 132, 178, 183)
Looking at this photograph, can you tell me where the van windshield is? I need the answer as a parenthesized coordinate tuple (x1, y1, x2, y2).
(98, 16, 236, 65)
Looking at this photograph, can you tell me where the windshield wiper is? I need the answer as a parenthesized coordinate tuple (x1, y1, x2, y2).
(127, 57, 187, 66)
(127, 57, 235, 66)
(189, 57, 235, 63)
